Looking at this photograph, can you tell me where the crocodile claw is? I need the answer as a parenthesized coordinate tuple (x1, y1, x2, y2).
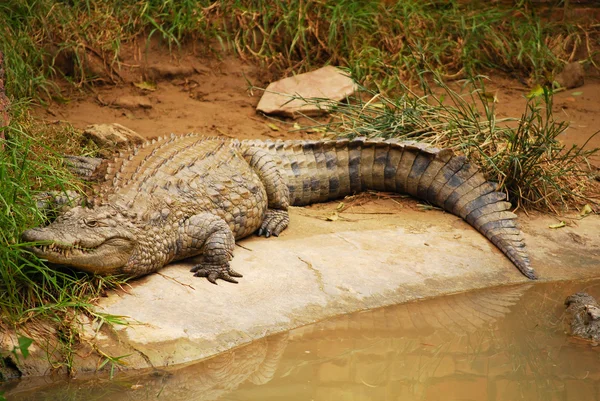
(190, 263, 243, 285)
(257, 209, 289, 238)
(257, 228, 271, 237)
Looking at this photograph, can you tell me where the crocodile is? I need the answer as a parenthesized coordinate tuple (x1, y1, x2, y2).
(565, 292, 600, 342)
(22, 134, 536, 283)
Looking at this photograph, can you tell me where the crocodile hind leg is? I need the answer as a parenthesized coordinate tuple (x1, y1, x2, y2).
(243, 147, 291, 238)
(184, 213, 242, 284)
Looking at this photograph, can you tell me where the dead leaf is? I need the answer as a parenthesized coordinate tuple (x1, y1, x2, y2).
(265, 123, 280, 131)
(326, 212, 339, 221)
(293, 122, 301, 130)
(134, 81, 157, 91)
(565, 97, 576, 102)
(549, 221, 566, 229)
(481, 92, 498, 103)
(336, 202, 345, 211)
(580, 204, 593, 217)
(526, 84, 545, 99)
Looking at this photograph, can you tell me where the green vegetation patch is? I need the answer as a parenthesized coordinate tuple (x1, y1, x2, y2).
(0, 109, 126, 372)
(2, 0, 597, 100)
(221, 0, 591, 90)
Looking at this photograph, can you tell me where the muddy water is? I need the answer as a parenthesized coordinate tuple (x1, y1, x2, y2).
(4, 279, 600, 401)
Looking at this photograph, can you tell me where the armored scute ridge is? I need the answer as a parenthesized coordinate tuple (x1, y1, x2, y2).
(22, 134, 536, 283)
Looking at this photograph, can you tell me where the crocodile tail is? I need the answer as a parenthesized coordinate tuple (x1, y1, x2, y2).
(243, 138, 536, 280)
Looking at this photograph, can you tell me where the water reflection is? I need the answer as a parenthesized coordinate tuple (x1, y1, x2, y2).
(4, 280, 600, 401)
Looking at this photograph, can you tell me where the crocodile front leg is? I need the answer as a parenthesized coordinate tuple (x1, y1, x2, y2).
(243, 147, 291, 238)
(183, 213, 242, 284)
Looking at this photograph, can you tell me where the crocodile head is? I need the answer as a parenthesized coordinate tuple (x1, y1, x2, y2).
(22, 205, 138, 275)
(565, 292, 600, 343)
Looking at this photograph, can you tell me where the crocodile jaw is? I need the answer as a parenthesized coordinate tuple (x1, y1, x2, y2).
(22, 228, 135, 275)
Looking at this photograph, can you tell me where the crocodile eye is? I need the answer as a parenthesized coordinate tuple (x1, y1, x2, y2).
(84, 219, 98, 228)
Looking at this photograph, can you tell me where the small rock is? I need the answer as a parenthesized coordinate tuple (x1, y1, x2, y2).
(192, 64, 211, 75)
(555, 62, 585, 89)
(83, 123, 144, 151)
(112, 95, 153, 110)
(256, 66, 357, 118)
(146, 63, 196, 80)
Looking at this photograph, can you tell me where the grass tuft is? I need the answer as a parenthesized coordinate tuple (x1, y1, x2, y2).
(218, 1, 596, 90)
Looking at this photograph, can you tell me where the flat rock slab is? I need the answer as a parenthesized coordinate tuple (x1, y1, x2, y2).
(256, 66, 356, 117)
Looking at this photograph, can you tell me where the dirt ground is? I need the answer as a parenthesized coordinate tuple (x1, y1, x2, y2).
(33, 43, 600, 167)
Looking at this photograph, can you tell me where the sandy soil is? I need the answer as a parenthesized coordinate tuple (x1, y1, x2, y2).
(34, 45, 307, 143)
(492, 76, 600, 161)
(33, 43, 600, 167)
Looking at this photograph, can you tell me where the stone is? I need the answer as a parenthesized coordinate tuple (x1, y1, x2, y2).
(256, 66, 356, 118)
(555, 62, 585, 89)
(145, 63, 196, 80)
(83, 123, 145, 150)
(111, 95, 153, 110)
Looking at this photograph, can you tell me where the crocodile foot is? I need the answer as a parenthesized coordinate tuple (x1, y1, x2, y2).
(190, 262, 243, 284)
(257, 209, 289, 238)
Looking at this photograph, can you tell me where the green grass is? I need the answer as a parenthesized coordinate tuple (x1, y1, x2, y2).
(0, 108, 127, 372)
(1, 0, 596, 100)
(221, 0, 585, 90)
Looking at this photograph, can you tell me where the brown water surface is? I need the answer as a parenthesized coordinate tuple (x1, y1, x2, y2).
(4, 279, 600, 401)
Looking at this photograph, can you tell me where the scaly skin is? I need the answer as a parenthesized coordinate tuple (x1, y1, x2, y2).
(22, 135, 536, 283)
